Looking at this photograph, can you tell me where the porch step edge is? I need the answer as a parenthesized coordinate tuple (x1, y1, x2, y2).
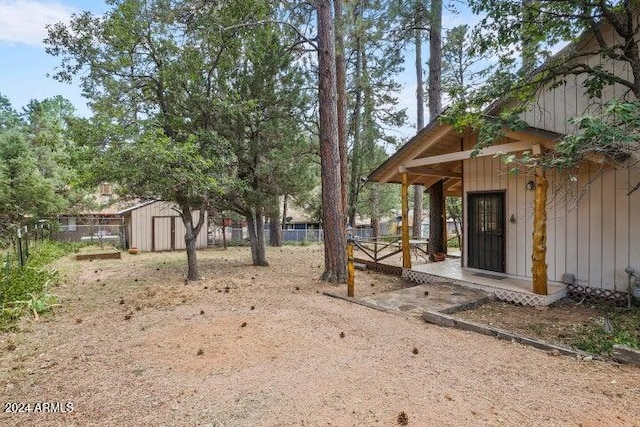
(422, 310, 599, 360)
(404, 268, 567, 306)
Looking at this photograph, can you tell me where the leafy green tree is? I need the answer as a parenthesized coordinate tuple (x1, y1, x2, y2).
(346, 0, 406, 232)
(0, 130, 65, 226)
(45, 0, 263, 280)
(356, 146, 400, 235)
(47, 0, 317, 273)
(0, 94, 23, 131)
(22, 96, 79, 199)
(0, 95, 72, 242)
(188, 11, 315, 265)
(449, 0, 640, 165)
(441, 25, 493, 106)
(388, 0, 430, 237)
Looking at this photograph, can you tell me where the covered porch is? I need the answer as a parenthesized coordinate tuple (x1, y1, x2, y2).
(405, 258, 566, 306)
(368, 119, 566, 305)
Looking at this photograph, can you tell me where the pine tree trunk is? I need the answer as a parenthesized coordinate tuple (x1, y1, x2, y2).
(269, 215, 282, 247)
(371, 184, 381, 238)
(412, 27, 425, 238)
(335, 0, 348, 231)
(348, 16, 363, 230)
(269, 196, 282, 247)
(316, 0, 347, 283)
(281, 195, 288, 229)
(412, 188, 423, 238)
(246, 212, 259, 265)
(428, 0, 443, 120)
(427, 0, 444, 256)
(185, 234, 198, 280)
(521, 0, 536, 76)
(255, 210, 269, 266)
(428, 180, 446, 256)
(221, 215, 227, 249)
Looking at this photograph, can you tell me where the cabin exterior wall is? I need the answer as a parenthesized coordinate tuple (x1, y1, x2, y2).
(462, 133, 640, 292)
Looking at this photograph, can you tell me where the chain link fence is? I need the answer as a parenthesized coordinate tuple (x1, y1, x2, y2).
(1, 223, 53, 270)
(52, 224, 127, 248)
(209, 227, 377, 246)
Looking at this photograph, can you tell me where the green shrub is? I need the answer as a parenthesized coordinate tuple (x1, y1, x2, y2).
(0, 240, 73, 330)
(571, 303, 640, 355)
(25, 241, 76, 268)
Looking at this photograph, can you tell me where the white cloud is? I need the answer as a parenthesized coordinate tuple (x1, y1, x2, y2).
(0, 0, 75, 46)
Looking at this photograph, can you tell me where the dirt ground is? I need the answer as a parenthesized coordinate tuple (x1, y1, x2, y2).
(454, 300, 612, 349)
(1, 245, 639, 426)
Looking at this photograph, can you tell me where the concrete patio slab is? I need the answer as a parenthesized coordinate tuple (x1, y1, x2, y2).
(358, 281, 493, 316)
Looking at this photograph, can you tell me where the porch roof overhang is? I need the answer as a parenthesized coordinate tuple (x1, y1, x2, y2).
(368, 117, 563, 196)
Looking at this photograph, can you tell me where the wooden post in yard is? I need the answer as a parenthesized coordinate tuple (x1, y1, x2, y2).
(401, 171, 412, 269)
(531, 148, 548, 295)
(347, 240, 355, 297)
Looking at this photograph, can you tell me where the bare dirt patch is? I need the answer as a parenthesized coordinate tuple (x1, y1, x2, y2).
(1, 245, 640, 426)
(455, 299, 640, 356)
(455, 299, 602, 344)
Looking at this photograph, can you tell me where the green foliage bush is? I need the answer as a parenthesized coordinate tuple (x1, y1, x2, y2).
(0, 240, 73, 330)
(571, 303, 640, 355)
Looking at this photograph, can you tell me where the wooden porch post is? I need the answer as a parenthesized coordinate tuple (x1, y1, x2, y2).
(532, 164, 548, 295)
(401, 171, 412, 269)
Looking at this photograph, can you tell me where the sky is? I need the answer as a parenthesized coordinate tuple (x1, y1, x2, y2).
(0, 0, 109, 116)
(0, 0, 478, 140)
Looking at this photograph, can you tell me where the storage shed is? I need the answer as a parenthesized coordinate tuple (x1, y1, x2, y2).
(118, 201, 208, 252)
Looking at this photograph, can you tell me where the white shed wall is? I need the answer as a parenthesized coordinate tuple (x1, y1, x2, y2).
(128, 202, 207, 252)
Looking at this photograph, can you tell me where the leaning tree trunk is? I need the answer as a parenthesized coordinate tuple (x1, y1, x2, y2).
(448, 202, 461, 244)
(412, 28, 425, 238)
(428, 180, 446, 257)
(316, 0, 347, 283)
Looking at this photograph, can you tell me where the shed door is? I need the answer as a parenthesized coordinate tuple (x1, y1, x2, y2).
(467, 192, 505, 273)
(152, 217, 175, 251)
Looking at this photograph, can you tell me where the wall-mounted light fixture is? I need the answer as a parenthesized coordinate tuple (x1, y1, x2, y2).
(526, 180, 535, 191)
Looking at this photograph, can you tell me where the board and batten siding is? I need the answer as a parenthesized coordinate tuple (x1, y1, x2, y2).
(522, 23, 633, 135)
(466, 22, 640, 291)
(462, 132, 640, 292)
(127, 202, 207, 252)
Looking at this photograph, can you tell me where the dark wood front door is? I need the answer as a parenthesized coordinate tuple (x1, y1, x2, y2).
(467, 192, 505, 273)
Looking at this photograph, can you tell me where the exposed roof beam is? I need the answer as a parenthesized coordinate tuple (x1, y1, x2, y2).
(376, 125, 455, 184)
(403, 166, 462, 179)
(504, 129, 557, 148)
(444, 178, 461, 191)
(402, 140, 534, 169)
(422, 177, 445, 190)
